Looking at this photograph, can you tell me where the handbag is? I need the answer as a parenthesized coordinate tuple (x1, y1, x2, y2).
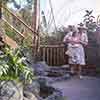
(65, 49, 72, 57)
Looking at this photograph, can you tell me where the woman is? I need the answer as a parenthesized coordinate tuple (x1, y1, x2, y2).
(63, 25, 88, 78)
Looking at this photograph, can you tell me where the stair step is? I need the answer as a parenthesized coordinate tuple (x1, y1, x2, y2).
(4, 35, 18, 49)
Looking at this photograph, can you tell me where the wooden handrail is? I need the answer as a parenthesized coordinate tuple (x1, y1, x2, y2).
(2, 5, 38, 36)
(40, 44, 64, 48)
(30, 44, 65, 48)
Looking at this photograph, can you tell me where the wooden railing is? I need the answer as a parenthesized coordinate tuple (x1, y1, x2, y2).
(2, 5, 38, 36)
(1, 5, 39, 48)
(2, 18, 25, 38)
(39, 45, 68, 66)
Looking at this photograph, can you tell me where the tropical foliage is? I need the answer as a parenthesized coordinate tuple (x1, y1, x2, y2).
(1, 0, 33, 9)
(83, 10, 97, 32)
(0, 46, 34, 83)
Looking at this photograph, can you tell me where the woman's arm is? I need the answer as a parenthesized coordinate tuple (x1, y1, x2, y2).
(80, 41, 88, 46)
(63, 32, 72, 43)
(80, 33, 88, 46)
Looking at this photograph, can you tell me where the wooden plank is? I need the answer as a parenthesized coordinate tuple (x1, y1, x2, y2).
(50, 47, 53, 66)
(43, 47, 46, 61)
(46, 47, 49, 65)
(40, 44, 64, 48)
(55, 47, 57, 66)
(57, 47, 59, 66)
(62, 47, 65, 65)
(59, 47, 63, 65)
(53, 47, 56, 66)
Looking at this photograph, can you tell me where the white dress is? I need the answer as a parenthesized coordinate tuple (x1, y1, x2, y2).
(63, 32, 88, 65)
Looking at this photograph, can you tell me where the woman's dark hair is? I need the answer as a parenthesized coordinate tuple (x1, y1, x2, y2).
(68, 25, 73, 31)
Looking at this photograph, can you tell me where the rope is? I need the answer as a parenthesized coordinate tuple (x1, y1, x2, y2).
(49, 0, 57, 32)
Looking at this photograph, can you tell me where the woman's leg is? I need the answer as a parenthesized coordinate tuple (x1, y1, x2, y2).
(77, 64, 83, 78)
(70, 64, 76, 75)
(70, 64, 74, 74)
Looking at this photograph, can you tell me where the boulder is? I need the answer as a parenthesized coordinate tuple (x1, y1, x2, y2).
(33, 61, 49, 76)
(0, 81, 23, 100)
(24, 80, 40, 95)
(23, 91, 38, 100)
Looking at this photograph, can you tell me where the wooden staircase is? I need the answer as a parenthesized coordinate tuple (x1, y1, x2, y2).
(0, 5, 38, 49)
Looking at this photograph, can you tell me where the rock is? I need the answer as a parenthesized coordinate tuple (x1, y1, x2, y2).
(37, 77, 49, 88)
(23, 97, 29, 100)
(0, 50, 3, 55)
(61, 64, 70, 68)
(24, 80, 40, 96)
(33, 61, 49, 76)
(23, 91, 38, 100)
(0, 81, 23, 100)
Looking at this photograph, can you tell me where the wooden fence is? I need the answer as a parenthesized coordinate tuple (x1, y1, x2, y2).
(39, 45, 68, 66)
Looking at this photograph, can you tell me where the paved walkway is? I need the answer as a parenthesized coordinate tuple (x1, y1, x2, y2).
(52, 77, 100, 100)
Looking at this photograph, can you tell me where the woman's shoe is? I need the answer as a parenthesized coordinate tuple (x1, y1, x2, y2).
(79, 75, 84, 79)
(70, 71, 77, 76)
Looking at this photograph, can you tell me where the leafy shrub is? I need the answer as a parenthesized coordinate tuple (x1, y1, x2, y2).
(6, 31, 15, 38)
(0, 46, 34, 83)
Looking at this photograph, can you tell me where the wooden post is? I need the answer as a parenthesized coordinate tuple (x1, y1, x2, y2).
(0, 1, 2, 19)
(32, 0, 40, 62)
(32, 0, 37, 59)
(32, 0, 37, 32)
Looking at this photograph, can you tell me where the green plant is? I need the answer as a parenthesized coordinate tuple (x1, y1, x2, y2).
(6, 31, 15, 38)
(83, 10, 97, 32)
(0, 46, 34, 83)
